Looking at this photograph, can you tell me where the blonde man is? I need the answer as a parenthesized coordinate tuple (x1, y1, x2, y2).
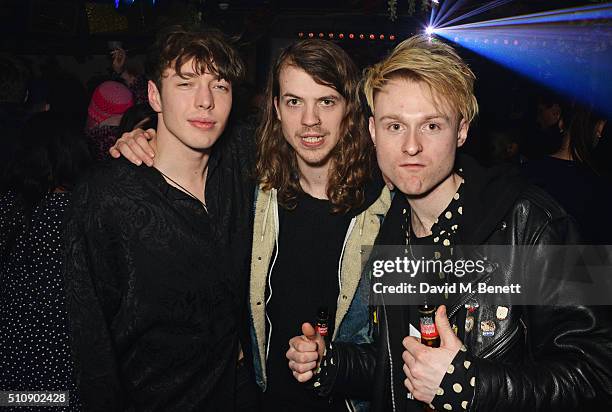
(287, 36, 612, 411)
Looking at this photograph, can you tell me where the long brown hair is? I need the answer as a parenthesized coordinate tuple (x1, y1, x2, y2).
(256, 39, 373, 213)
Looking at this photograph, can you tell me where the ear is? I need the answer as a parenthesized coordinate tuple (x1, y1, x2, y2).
(273, 97, 281, 121)
(148, 80, 162, 113)
(368, 116, 377, 145)
(457, 118, 469, 148)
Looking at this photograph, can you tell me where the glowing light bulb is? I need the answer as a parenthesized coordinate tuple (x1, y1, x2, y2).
(425, 26, 434, 35)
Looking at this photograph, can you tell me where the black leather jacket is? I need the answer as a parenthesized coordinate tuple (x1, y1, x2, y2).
(329, 155, 612, 411)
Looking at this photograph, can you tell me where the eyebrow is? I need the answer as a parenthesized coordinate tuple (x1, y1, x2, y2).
(281, 93, 340, 100)
(378, 113, 450, 122)
(172, 72, 197, 79)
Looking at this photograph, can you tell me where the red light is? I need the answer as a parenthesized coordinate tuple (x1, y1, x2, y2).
(369, 34, 375, 40)
(379, 34, 385, 40)
(359, 34, 365, 39)
(339, 33, 344, 39)
(389, 35, 396, 41)
(349, 33, 354, 39)
(319, 33, 324, 38)
(298, 32, 304, 38)
(328, 33, 334, 38)
(308, 33, 314, 38)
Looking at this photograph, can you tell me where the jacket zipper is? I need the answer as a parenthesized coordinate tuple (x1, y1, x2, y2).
(447, 274, 492, 319)
(382, 301, 397, 412)
(479, 324, 521, 359)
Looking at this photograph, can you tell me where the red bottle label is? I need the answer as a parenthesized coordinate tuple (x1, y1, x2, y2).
(316, 325, 328, 336)
(420, 318, 438, 339)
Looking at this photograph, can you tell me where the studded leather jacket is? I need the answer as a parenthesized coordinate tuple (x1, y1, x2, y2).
(327, 155, 612, 412)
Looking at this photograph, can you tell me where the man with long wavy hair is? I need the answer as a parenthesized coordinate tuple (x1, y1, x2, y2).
(250, 40, 390, 411)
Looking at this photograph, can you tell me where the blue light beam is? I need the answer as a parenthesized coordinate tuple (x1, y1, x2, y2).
(438, 0, 515, 29)
(434, 4, 612, 116)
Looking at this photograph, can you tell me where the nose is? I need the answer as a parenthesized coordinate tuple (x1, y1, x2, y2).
(195, 85, 214, 110)
(301, 103, 321, 127)
(401, 129, 423, 156)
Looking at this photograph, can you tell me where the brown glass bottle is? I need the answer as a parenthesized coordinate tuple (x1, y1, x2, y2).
(315, 307, 329, 339)
(418, 305, 439, 411)
(418, 305, 440, 347)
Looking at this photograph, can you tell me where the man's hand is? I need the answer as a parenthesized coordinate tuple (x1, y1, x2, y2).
(109, 128, 157, 166)
(286, 323, 325, 383)
(402, 305, 463, 403)
(111, 48, 127, 74)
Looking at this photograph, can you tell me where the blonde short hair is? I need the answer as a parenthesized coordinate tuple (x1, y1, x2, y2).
(363, 35, 479, 124)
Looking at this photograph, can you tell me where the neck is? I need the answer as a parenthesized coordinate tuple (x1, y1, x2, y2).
(407, 172, 462, 237)
(154, 125, 210, 203)
(550, 134, 572, 161)
(297, 158, 332, 200)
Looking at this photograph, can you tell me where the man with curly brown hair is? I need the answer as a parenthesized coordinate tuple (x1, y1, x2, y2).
(250, 39, 390, 411)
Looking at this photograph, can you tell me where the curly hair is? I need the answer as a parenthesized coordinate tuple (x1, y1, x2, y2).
(256, 39, 373, 213)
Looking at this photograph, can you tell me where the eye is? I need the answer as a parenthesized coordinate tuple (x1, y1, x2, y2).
(213, 84, 229, 91)
(287, 98, 300, 106)
(388, 123, 402, 131)
(321, 99, 335, 106)
(177, 82, 191, 87)
(423, 122, 441, 133)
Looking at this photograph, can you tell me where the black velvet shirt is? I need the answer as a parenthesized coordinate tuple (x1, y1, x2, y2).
(64, 124, 256, 411)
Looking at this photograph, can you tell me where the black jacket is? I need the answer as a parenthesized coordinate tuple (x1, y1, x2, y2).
(330, 154, 612, 411)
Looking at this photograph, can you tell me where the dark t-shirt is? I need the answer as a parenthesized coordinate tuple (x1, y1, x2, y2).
(264, 192, 351, 411)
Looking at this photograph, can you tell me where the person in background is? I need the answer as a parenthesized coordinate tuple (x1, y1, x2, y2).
(0, 54, 30, 176)
(0, 111, 91, 411)
(117, 102, 157, 137)
(524, 103, 612, 244)
(85, 80, 134, 161)
(111, 46, 148, 105)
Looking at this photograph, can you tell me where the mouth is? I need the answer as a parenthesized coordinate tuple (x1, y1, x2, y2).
(188, 119, 216, 130)
(300, 134, 325, 148)
(399, 163, 425, 170)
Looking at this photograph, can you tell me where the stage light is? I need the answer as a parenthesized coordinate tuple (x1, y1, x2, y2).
(328, 33, 334, 38)
(298, 32, 304, 38)
(380, 34, 385, 40)
(389, 35, 396, 40)
(369, 34, 375, 40)
(308, 33, 314, 38)
(359, 34, 365, 39)
(339, 33, 344, 39)
(349, 33, 355, 39)
(425, 26, 435, 35)
(432, 3, 612, 116)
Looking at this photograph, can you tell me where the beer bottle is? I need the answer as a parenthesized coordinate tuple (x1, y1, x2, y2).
(419, 305, 440, 411)
(418, 305, 440, 348)
(315, 306, 329, 340)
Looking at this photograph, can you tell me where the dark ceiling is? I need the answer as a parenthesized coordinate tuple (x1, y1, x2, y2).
(0, 0, 604, 54)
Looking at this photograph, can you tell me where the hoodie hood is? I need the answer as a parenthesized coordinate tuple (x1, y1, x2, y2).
(348, 164, 386, 218)
(455, 153, 528, 244)
(376, 153, 529, 247)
